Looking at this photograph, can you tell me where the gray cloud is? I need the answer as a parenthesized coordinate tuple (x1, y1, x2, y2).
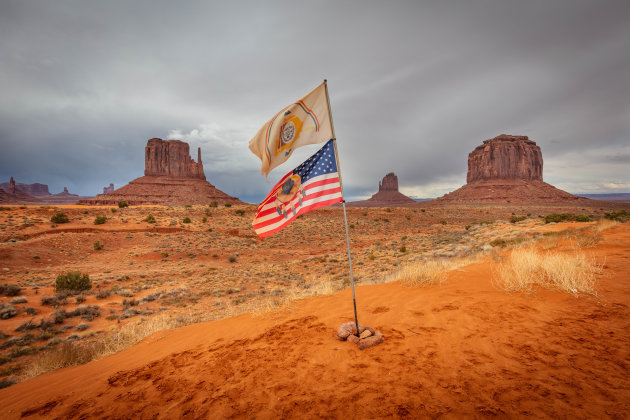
(1, 0, 629, 201)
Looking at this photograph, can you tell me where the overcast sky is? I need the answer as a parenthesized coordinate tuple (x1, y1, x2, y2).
(1, 0, 629, 202)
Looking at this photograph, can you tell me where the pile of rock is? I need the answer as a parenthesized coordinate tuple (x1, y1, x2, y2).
(336, 322, 384, 350)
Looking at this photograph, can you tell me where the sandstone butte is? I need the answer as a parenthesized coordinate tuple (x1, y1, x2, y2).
(349, 172, 416, 207)
(80, 138, 242, 206)
(0, 177, 91, 205)
(436, 134, 588, 204)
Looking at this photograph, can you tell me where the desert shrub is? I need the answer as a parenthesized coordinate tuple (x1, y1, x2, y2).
(118, 201, 128, 208)
(50, 212, 69, 224)
(201, 217, 207, 223)
(0, 303, 18, 320)
(68, 305, 100, 321)
(228, 255, 237, 263)
(224, 203, 232, 208)
(51, 309, 67, 324)
(543, 213, 591, 224)
(144, 214, 156, 223)
(234, 209, 245, 216)
(185, 204, 192, 209)
(440, 220, 447, 225)
(494, 248, 600, 295)
(604, 210, 630, 222)
(94, 215, 107, 225)
(15, 319, 39, 332)
(510, 215, 527, 224)
(75, 295, 86, 304)
(1, 284, 21, 297)
(11, 296, 27, 304)
(95, 289, 111, 299)
(76, 323, 89, 331)
(25, 307, 38, 315)
(111, 208, 117, 213)
(55, 272, 92, 292)
(93, 241, 104, 250)
(209, 201, 218, 208)
(182, 217, 191, 223)
(399, 245, 407, 253)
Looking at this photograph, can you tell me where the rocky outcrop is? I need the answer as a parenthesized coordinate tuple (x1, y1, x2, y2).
(103, 183, 115, 194)
(437, 134, 587, 204)
(0, 180, 50, 196)
(80, 138, 242, 206)
(145, 138, 205, 180)
(467, 135, 542, 183)
(349, 172, 415, 207)
(0, 178, 42, 204)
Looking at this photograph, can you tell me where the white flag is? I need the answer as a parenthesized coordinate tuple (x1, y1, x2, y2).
(249, 82, 333, 178)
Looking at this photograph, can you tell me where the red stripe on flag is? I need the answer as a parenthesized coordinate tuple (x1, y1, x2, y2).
(255, 196, 343, 237)
(252, 181, 341, 229)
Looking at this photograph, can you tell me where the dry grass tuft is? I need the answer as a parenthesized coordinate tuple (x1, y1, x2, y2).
(594, 218, 619, 232)
(22, 312, 203, 381)
(390, 257, 476, 287)
(494, 248, 601, 295)
(252, 279, 339, 317)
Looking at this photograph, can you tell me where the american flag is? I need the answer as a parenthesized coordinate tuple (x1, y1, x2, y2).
(253, 139, 342, 237)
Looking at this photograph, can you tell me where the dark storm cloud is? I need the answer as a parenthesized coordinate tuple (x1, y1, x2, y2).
(1, 0, 628, 200)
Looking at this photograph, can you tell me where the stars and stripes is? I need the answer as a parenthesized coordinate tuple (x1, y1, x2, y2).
(253, 139, 342, 237)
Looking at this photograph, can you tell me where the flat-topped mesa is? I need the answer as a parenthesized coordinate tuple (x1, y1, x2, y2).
(144, 138, 206, 180)
(467, 134, 542, 183)
(379, 173, 399, 192)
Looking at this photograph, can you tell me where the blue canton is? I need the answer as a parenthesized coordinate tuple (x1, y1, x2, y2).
(293, 139, 338, 183)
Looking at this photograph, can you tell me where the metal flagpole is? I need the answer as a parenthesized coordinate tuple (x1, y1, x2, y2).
(324, 79, 360, 337)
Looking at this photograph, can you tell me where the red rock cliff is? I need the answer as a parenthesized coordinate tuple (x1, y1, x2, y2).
(379, 173, 399, 192)
(467, 135, 542, 183)
(144, 138, 206, 180)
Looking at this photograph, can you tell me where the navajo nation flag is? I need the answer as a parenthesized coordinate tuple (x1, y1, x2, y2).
(249, 82, 332, 178)
(253, 139, 342, 237)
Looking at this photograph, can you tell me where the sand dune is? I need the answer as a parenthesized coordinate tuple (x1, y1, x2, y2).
(1, 224, 629, 418)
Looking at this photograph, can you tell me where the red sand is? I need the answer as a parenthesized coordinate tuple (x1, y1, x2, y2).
(1, 225, 629, 418)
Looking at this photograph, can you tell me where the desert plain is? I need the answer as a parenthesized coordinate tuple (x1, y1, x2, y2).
(0, 200, 628, 418)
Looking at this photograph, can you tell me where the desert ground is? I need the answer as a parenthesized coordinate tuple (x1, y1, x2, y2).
(0, 201, 628, 418)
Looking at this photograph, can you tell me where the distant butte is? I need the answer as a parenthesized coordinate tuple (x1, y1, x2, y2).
(80, 138, 242, 206)
(349, 172, 415, 207)
(436, 134, 587, 203)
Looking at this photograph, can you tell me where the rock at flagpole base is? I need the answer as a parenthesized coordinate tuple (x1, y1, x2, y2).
(336, 322, 384, 350)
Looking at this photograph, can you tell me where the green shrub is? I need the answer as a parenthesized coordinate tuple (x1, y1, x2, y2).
(543, 213, 591, 224)
(224, 203, 232, 208)
(234, 209, 245, 216)
(93, 241, 104, 250)
(111, 208, 117, 213)
(118, 201, 128, 208)
(209, 201, 218, 208)
(182, 217, 191, 223)
(50, 212, 69, 224)
(604, 210, 630, 222)
(94, 215, 107, 225)
(202, 217, 207, 223)
(144, 214, 156, 223)
(399, 245, 407, 253)
(55, 272, 92, 292)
